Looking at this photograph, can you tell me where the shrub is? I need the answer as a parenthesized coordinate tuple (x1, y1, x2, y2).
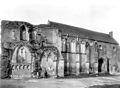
(0, 56, 12, 79)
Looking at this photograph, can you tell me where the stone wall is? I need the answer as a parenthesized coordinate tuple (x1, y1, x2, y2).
(1, 20, 64, 78)
(1, 20, 119, 78)
(61, 34, 119, 75)
(116, 46, 120, 72)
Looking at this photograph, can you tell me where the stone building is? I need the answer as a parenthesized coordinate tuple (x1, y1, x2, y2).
(1, 20, 120, 78)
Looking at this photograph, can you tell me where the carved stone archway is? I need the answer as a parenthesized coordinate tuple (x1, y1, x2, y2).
(11, 44, 33, 79)
(37, 46, 59, 78)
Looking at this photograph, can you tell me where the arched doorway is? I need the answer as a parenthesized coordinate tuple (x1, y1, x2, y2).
(11, 46, 32, 78)
(98, 58, 104, 72)
(40, 47, 58, 78)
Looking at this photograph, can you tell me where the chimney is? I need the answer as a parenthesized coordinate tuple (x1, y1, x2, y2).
(109, 31, 113, 37)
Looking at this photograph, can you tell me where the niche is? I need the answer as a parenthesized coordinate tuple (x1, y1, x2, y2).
(20, 25, 29, 41)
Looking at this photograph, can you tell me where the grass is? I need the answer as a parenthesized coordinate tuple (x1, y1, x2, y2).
(57, 73, 114, 79)
(89, 84, 120, 88)
(0, 84, 24, 88)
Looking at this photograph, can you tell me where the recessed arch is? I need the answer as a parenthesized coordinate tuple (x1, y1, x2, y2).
(38, 46, 59, 77)
(20, 25, 29, 41)
(12, 45, 32, 64)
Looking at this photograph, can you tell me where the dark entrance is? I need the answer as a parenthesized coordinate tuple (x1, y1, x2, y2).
(107, 58, 109, 73)
(98, 58, 103, 72)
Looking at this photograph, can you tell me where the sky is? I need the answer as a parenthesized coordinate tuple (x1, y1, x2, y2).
(0, 0, 120, 46)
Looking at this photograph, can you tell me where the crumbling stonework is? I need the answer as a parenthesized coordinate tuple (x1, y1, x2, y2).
(1, 20, 64, 78)
(1, 20, 120, 79)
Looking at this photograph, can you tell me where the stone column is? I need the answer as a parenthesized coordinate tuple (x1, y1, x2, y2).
(76, 54, 80, 75)
(58, 59, 64, 77)
(31, 53, 35, 77)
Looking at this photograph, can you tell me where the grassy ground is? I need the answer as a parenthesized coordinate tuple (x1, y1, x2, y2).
(0, 84, 24, 88)
(1, 84, 120, 88)
(89, 84, 120, 88)
(57, 73, 113, 79)
(1, 75, 120, 88)
(1, 74, 120, 88)
(0, 79, 120, 88)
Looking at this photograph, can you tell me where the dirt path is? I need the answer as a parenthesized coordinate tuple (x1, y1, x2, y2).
(1, 75, 120, 88)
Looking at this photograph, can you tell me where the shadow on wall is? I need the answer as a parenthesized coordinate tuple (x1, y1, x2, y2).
(88, 84, 120, 88)
(0, 84, 24, 88)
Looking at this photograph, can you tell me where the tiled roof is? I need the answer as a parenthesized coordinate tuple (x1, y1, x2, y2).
(48, 21, 118, 45)
(1, 20, 118, 45)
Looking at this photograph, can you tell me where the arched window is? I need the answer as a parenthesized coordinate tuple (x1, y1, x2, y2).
(33, 31, 37, 40)
(11, 30, 16, 40)
(81, 42, 86, 53)
(94, 42, 98, 51)
(20, 25, 25, 40)
(36, 33, 42, 42)
(76, 43, 80, 53)
(113, 46, 116, 51)
(26, 27, 29, 41)
(62, 39, 66, 52)
(20, 25, 29, 41)
(71, 40, 76, 53)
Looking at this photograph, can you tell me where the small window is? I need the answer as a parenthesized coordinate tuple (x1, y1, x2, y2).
(33, 31, 37, 40)
(11, 30, 16, 40)
(76, 43, 80, 53)
(36, 33, 42, 42)
(71, 40, 76, 53)
(85, 42, 89, 49)
(113, 46, 116, 52)
(62, 39, 66, 52)
(67, 42, 70, 52)
(99, 45, 102, 50)
(81, 43, 85, 53)
(94, 42, 98, 51)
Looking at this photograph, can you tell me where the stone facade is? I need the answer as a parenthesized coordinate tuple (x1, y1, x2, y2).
(1, 20, 120, 79)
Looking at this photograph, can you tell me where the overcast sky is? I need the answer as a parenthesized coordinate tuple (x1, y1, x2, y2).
(0, 0, 120, 45)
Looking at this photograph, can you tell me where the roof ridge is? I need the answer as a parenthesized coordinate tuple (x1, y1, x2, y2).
(48, 20, 118, 45)
(48, 20, 110, 36)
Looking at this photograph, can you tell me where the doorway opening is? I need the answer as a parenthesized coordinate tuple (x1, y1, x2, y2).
(98, 58, 103, 72)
